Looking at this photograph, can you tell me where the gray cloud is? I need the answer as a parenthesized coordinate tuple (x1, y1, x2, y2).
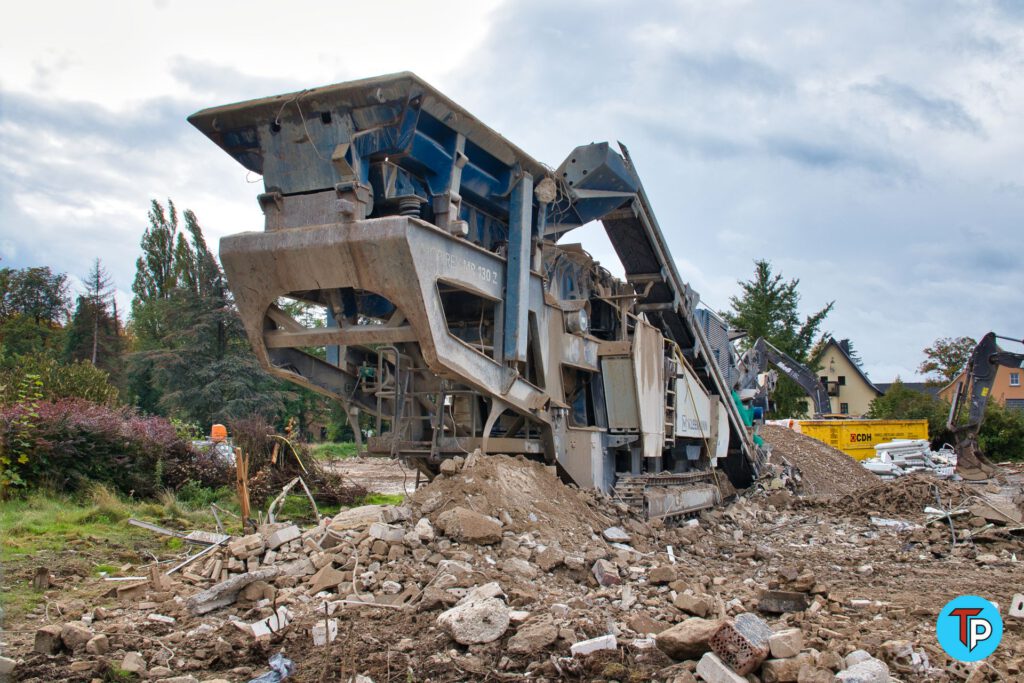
(855, 78, 983, 134)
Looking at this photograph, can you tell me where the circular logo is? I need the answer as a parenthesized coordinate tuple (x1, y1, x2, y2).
(936, 596, 1003, 662)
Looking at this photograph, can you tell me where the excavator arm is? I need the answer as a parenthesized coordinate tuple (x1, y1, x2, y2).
(947, 331, 1024, 480)
(738, 338, 832, 418)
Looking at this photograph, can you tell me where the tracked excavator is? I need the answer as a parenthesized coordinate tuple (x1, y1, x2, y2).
(736, 338, 832, 418)
(946, 332, 1024, 480)
(188, 72, 768, 519)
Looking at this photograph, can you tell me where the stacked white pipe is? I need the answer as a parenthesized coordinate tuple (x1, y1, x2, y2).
(861, 440, 957, 480)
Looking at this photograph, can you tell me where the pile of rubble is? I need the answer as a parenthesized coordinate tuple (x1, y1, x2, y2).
(7, 452, 1024, 682)
(861, 440, 957, 480)
(759, 425, 878, 496)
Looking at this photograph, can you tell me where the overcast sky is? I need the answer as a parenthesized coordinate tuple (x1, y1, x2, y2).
(2, 1, 1022, 381)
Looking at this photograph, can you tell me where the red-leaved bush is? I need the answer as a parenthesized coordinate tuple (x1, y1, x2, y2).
(0, 399, 231, 496)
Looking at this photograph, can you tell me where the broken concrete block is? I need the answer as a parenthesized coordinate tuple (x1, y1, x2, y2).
(186, 567, 280, 615)
(602, 526, 631, 543)
(501, 557, 539, 579)
(695, 652, 746, 683)
(85, 634, 109, 655)
(570, 634, 617, 656)
(159, 677, 199, 683)
(330, 504, 385, 530)
(439, 458, 459, 475)
(436, 596, 510, 644)
(436, 507, 503, 544)
(121, 651, 146, 674)
(835, 657, 890, 683)
(245, 606, 291, 638)
(592, 558, 621, 586)
(312, 618, 338, 646)
(381, 505, 411, 523)
(368, 522, 405, 543)
(60, 622, 93, 651)
(768, 627, 803, 658)
(655, 617, 720, 660)
(709, 612, 772, 676)
(265, 524, 301, 550)
(1009, 593, 1024, 618)
(757, 589, 810, 614)
(34, 625, 63, 655)
(507, 618, 559, 654)
(147, 613, 175, 624)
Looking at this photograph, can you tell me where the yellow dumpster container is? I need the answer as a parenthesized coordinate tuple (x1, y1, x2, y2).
(796, 419, 930, 460)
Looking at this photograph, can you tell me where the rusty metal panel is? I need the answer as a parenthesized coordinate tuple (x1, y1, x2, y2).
(602, 357, 639, 431)
(632, 319, 665, 458)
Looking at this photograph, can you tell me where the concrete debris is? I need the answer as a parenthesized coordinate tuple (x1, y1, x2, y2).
(436, 596, 510, 644)
(8, 452, 1024, 682)
(121, 651, 146, 674)
(569, 633, 617, 656)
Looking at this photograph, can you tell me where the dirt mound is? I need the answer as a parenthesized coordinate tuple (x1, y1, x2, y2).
(841, 473, 975, 517)
(410, 452, 615, 547)
(760, 424, 878, 496)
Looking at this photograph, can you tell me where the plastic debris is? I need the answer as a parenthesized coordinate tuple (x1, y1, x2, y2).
(248, 653, 295, 682)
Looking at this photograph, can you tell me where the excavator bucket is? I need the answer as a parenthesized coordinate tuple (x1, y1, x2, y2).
(954, 437, 1000, 481)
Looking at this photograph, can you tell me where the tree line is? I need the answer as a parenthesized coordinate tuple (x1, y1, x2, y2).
(0, 199, 335, 438)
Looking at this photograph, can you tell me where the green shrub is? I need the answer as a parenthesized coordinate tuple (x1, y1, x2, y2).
(0, 353, 118, 406)
(979, 403, 1024, 462)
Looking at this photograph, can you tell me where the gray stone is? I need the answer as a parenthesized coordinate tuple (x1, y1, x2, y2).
(414, 517, 435, 542)
(602, 526, 631, 543)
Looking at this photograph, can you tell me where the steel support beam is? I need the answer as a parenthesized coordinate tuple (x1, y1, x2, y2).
(502, 172, 533, 363)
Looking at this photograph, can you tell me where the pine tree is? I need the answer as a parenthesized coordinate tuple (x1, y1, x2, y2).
(128, 199, 296, 424)
(66, 259, 122, 371)
(723, 259, 834, 417)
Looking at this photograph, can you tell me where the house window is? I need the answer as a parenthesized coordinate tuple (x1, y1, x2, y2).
(838, 375, 846, 386)
(840, 402, 849, 415)
(1011, 372, 1021, 387)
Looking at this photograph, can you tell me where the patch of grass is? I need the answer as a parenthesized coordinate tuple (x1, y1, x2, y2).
(312, 442, 361, 460)
(93, 563, 120, 576)
(360, 492, 405, 506)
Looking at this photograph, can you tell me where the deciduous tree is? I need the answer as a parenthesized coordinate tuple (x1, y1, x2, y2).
(918, 336, 976, 385)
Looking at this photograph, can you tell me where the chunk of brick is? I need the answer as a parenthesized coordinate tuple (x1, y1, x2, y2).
(709, 612, 772, 676)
